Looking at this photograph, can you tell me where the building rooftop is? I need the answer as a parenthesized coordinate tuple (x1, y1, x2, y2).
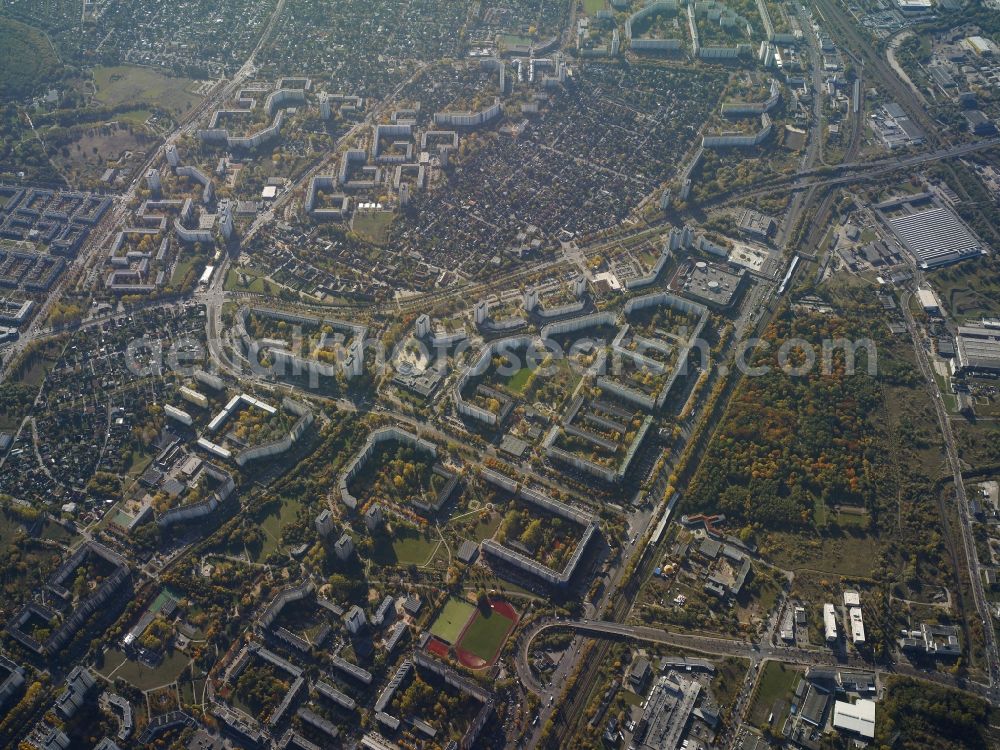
(832, 698, 876, 739)
(878, 195, 983, 268)
(671, 260, 747, 308)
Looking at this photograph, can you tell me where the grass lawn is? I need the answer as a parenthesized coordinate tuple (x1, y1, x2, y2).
(370, 526, 440, 566)
(98, 648, 191, 691)
(126, 449, 153, 478)
(92, 65, 203, 117)
(583, 0, 607, 14)
(932, 369, 958, 412)
(116, 108, 154, 127)
(179, 678, 204, 708)
(833, 508, 868, 527)
(42, 519, 78, 545)
(170, 254, 205, 288)
(256, 496, 304, 561)
(224, 267, 273, 295)
(466, 573, 539, 599)
(506, 367, 532, 394)
(18, 359, 51, 388)
(430, 597, 477, 644)
(392, 527, 439, 565)
(467, 512, 502, 542)
(753, 572, 781, 617)
(500, 33, 534, 48)
(457, 607, 515, 662)
(621, 690, 644, 707)
(352, 210, 394, 246)
(749, 661, 800, 726)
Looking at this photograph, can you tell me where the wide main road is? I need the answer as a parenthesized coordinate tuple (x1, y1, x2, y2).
(900, 290, 1000, 696)
(701, 136, 1000, 212)
(519, 618, 993, 698)
(1, 0, 290, 382)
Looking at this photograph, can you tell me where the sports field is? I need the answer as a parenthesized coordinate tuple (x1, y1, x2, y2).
(429, 597, 476, 644)
(455, 599, 518, 668)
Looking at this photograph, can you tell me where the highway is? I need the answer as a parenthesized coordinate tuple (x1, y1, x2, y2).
(3, 2, 997, 746)
(900, 290, 1000, 695)
(517, 17, 984, 739)
(518, 615, 995, 698)
(701, 136, 1000, 211)
(518, 616, 993, 693)
(1, 0, 289, 382)
(773, 4, 829, 251)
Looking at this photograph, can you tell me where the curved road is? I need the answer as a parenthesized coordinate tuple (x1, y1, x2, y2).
(516, 617, 992, 701)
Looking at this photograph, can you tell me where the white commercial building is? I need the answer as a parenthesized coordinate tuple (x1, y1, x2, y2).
(917, 287, 941, 314)
(823, 603, 838, 642)
(849, 607, 865, 645)
(832, 699, 875, 739)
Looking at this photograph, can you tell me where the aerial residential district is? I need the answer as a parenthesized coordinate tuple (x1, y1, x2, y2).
(3, 0, 1000, 748)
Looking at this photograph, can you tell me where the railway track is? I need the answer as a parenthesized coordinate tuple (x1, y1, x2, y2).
(547, 317, 771, 744)
(812, 0, 941, 147)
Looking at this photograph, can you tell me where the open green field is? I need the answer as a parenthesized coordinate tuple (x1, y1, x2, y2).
(225, 267, 273, 295)
(0, 18, 60, 99)
(352, 210, 394, 246)
(457, 607, 515, 662)
(371, 525, 440, 566)
(762, 530, 878, 577)
(748, 661, 800, 726)
(256, 495, 304, 560)
(506, 367, 532, 394)
(92, 65, 203, 117)
(584, 0, 607, 14)
(711, 657, 749, 711)
(171, 253, 207, 288)
(391, 526, 439, 565)
(430, 597, 477, 644)
(125, 448, 154, 478)
(98, 648, 191, 691)
(116, 108, 154, 127)
(500, 34, 534, 49)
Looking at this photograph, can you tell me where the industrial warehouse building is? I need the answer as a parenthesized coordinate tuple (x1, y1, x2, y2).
(876, 193, 984, 269)
(953, 323, 1000, 375)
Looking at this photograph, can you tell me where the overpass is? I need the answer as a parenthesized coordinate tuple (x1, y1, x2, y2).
(514, 617, 991, 700)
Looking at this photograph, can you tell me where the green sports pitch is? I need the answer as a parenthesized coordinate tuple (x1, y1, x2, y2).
(429, 597, 476, 644)
(456, 605, 517, 664)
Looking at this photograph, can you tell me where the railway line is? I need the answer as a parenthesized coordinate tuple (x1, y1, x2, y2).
(812, 0, 942, 146)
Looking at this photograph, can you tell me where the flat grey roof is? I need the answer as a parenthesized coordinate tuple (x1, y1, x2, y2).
(885, 206, 982, 268)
